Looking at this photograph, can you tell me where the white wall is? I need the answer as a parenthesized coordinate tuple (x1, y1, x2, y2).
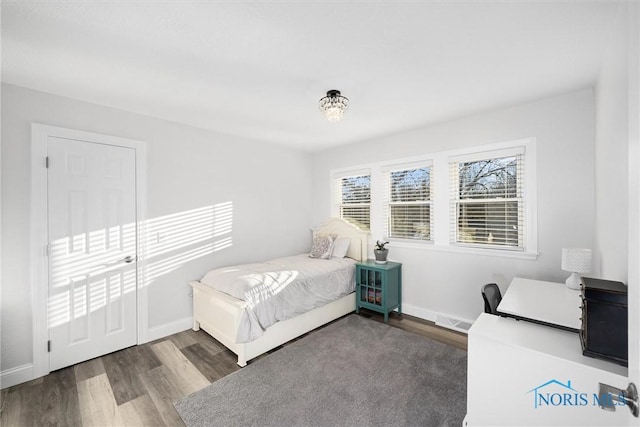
(593, 0, 639, 386)
(1, 83, 313, 373)
(594, 3, 630, 283)
(312, 89, 596, 323)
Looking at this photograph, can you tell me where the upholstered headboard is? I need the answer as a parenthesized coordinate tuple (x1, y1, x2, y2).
(312, 218, 369, 262)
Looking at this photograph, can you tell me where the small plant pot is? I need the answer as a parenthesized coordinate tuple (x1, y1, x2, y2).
(374, 249, 388, 264)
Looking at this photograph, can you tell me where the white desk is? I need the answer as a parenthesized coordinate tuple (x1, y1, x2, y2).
(497, 277, 582, 331)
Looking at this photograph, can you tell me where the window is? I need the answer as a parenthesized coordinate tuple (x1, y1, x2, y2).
(384, 163, 432, 241)
(338, 174, 371, 230)
(449, 149, 524, 249)
(329, 138, 536, 258)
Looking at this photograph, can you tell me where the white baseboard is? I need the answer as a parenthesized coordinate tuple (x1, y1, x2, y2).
(1, 363, 35, 390)
(147, 316, 193, 342)
(402, 303, 438, 322)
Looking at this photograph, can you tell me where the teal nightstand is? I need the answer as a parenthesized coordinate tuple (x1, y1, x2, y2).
(355, 260, 402, 323)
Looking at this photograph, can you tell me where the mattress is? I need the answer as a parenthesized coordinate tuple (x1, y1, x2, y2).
(199, 254, 356, 343)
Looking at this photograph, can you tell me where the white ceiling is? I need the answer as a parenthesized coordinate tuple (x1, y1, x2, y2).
(1, 1, 622, 152)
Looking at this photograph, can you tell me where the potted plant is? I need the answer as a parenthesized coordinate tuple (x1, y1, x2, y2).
(374, 240, 389, 264)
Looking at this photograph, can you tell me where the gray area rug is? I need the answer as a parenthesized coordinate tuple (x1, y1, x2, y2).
(174, 314, 467, 427)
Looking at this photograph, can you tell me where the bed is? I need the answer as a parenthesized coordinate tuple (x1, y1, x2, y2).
(189, 218, 369, 366)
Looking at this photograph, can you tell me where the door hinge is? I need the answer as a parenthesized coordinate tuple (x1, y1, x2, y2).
(47, 340, 51, 352)
(45, 156, 49, 168)
(45, 243, 50, 257)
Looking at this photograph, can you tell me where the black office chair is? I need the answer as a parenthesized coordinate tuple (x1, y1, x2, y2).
(481, 283, 502, 315)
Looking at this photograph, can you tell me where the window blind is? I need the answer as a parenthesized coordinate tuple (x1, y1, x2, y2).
(338, 174, 371, 231)
(384, 165, 432, 241)
(449, 153, 524, 249)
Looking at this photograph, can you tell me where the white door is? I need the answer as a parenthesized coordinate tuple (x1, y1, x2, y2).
(47, 136, 137, 370)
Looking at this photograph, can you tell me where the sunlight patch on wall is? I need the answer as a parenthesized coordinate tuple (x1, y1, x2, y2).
(146, 241, 224, 284)
(143, 202, 233, 287)
(47, 202, 233, 329)
(146, 202, 233, 259)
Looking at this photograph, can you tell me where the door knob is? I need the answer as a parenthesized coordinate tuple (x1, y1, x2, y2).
(103, 255, 136, 268)
(598, 382, 638, 417)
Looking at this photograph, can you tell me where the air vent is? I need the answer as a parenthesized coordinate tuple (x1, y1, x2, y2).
(436, 314, 472, 333)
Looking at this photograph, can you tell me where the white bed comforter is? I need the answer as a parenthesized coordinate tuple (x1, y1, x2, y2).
(199, 255, 356, 343)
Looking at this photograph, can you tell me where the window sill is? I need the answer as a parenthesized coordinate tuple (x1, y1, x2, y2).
(388, 240, 539, 260)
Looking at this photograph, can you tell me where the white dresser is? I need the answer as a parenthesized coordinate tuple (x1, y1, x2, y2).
(465, 314, 629, 426)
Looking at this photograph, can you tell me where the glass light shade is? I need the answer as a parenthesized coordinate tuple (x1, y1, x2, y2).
(319, 90, 349, 122)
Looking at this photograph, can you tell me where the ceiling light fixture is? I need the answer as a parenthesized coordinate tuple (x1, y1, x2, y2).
(319, 89, 349, 122)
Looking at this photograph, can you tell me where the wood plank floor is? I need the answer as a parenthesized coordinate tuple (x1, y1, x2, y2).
(0, 311, 467, 426)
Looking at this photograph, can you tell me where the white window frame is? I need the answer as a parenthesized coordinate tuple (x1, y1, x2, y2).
(445, 139, 537, 257)
(329, 138, 538, 260)
(331, 168, 372, 231)
(449, 147, 525, 251)
(382, 160, 433, 243)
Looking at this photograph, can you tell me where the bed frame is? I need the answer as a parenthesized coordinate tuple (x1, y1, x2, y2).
(189, 218, 369, 366)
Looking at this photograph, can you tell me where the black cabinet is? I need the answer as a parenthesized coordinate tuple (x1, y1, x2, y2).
(580, 277, 628, 366)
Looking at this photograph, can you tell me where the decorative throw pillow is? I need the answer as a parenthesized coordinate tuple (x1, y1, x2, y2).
(309, 234, 336, 259)
(331, 237, 351, 258)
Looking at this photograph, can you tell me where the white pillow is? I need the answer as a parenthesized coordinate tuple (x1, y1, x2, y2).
(309, 234, 336, 259)
(331, 237, 351, 258)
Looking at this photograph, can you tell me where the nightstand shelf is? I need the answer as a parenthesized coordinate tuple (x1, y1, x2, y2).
(355, 260, 402, 323)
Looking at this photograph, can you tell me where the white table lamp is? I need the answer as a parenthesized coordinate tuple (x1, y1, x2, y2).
(561, 248, 592, 290)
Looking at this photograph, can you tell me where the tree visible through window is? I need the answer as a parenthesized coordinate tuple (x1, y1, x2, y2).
(387, 166, 431, 241)
(340, 175, 371, 230)
(453, 155, 523, 248)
